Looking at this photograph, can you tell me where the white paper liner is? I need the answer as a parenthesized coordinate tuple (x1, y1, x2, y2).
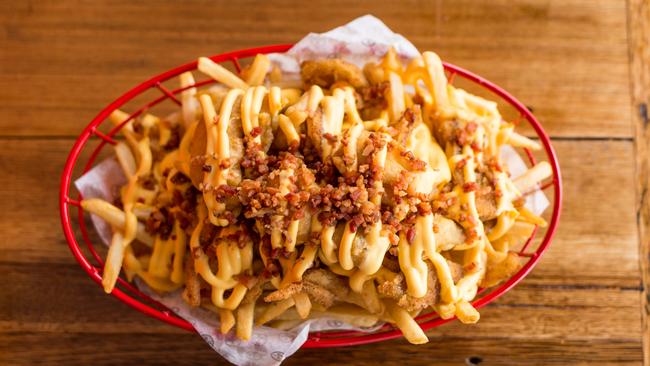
(74, 14, 549, 365)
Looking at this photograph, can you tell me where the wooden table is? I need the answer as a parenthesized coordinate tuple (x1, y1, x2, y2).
(1, 0, 647, 364)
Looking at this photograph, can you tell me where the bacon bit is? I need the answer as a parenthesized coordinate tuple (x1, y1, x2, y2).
(250, 126, 262, 138)
(263, 262, 280, 278)
(464, 261, 477, 272)
(138, 174, 157, 190)
(463, 182, 479, 193)
(214, 184, 237, 202)
(288, 139, 300, 152)
(406, 226, 416, 243)
(388, 232, 399, 245)
(145, 207, 174, 239)
(456, 158, 467, 170)
(487, 158, 503, 173)
(170, 173, 189, 185)
(202, 164, 212, 172)
(361, 143, 374, 157)
(470, 141, 482, 152)
(402, 108, 416, 123)
(388, 246, 399, 256)
(416, 202, 432, 215)
(464, 228, 478, 243)
(219, 159, 232, 169)
(323, 133, 338, 143)
(399, 149, 427, 171)
(466, 122, 478, 133)
(236, 273, 257, 288)
(222, 211, 236, 224)
(466, 214, 478, 226)
(163, 125, 181, 151)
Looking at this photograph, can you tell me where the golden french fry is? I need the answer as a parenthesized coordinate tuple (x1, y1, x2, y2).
(514, 161, 552, 194)
(102, 231, 125, 293)
(508, 132, 541, 150)
(256, 298, 295, 326)
(293, 292, 312, 319)
(198, 57, 248, 89)
(244, 54, 271, 86)
(236, 303, 255, 340)
(81, 198, 153, 246)
(386, 301, 428, 345)
(219, 309, 236, 334)
(455, 300, 480, 324)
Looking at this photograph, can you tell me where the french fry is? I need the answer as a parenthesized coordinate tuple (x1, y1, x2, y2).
(101, 231, 126, 293)
(293, 292, 312, 319)
(256, 298, 295, 326)
(244, 54, 271, 86)
(386, 301, 428, 345)
(198, 57, 248, 89)
(219, 309, 236, 334)
(514, 161, 552, 194)
(455, 300, 480, 324)
(81, 198, 153, 246)
(236, 303, 255, 340)
(508, 131, 541, 150)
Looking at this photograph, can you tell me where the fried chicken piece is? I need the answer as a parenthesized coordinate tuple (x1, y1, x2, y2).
(301, 59, 368, 89)
(302, 269, 350, 309)
(377, 264, 438, 312)
(363, 62, 385, 86)
(302, 282, 336, 309)
(263, 282, 303, 302)
(475, 187, 497, 221)
(241, 277, 265, 305)
(377, 260, 464, 312)
(481, 252, 521, 288)
(433, 214, 466, 251)
(351, 234, 368, 267)
(448, 260, 463, 283)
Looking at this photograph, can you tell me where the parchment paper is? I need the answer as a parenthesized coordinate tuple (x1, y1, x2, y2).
(75, 14, 549, 365)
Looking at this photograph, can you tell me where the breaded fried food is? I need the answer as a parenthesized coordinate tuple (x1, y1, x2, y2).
(302, 269, 350, 308)
(301, 59, 368, 89)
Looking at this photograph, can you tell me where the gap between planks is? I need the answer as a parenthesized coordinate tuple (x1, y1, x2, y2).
(627, 0, 650, 365)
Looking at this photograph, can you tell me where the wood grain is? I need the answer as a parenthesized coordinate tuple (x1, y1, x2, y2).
(628, 0, 650, 364)
(0, 333, 640, 366)
(0, 0, 643, 365)
(0, 0, 631, 137)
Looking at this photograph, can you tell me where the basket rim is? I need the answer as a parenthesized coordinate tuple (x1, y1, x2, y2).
(59, 43, 562, 349)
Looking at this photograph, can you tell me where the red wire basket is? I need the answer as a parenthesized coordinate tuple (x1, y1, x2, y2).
(59, 44, 562, 348)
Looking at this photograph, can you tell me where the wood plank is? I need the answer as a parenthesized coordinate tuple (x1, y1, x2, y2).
(0, 0, 630, 137)
(0, 261, 640, 340)
(0, 138, 638, 286)
(0, 333, 641, 366)
(627, 0, 650, 364)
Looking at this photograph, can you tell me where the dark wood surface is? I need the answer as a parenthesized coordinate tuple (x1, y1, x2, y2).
(0, 1, 643, 365)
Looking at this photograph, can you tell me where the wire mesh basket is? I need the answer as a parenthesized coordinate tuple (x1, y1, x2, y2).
(59, 44, 562, 348)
